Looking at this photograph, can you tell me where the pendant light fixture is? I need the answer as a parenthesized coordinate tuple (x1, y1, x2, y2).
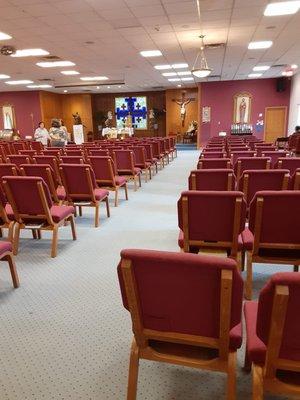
(192, 35, 212, 78)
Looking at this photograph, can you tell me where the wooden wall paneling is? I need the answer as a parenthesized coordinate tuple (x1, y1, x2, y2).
(61, 94, 93, 135)
(39, 91, 63, 130)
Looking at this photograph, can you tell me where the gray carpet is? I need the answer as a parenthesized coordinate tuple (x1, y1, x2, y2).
(0, 151, 290, 399)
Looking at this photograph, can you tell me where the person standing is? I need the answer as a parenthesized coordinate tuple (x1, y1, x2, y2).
(34, 122, 49, 146)
(49, 119, 68, 147)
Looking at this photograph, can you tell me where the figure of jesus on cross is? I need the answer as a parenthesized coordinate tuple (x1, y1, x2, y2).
(172, 91, 195, 127)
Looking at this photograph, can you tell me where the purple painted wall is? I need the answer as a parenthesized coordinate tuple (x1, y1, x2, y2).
(199, 78, 291, 144)
(0, 91, 42, 137)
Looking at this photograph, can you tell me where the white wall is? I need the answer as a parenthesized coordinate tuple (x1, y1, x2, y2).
(288, 72, 300, 134)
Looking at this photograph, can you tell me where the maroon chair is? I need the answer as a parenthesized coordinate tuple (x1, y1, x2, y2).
(2, 176, 76, 257)
(59, 156, 85, 165)
(42, 149, 62, 158)
(59, 164, 110, 227)
(197, 158, 231, 169)
(230, 151, 255, 165)
(244, 273, 300, 398)
(12, 142, 26, 153)
(234, 157, 271, 181)
(261, 151, 289, 167)
(31, 141, 44, 153)
(88, 149, 109, 157)
(89, 156, 128, 207)
(0, 164, 18, 178)
(275, 157, 300, 175)
(177, 191, 247, 268)
(255, 146, 276, 156)
(130, 146, 152, 182)
(32, 156, 61, 185)
(0, 241, 19, 288)
(243, 191, 300, 299)
(203, 147, 225, 152)
(6, 155, 31, 168)
(151, 141, 165, 169)
(0, 184, 15, 242)
(63, 149, 83, 157)
(20, 164, 65, 204)
(238, 169, 290, 207)
(200, 151, 226, 159)
(188, 169, 236, 191)
(291, 168, 300, 190)
(118, 249, 243, 399)
(113, 150, 141, 191)
(142, 143, 158, 174)
(18, 150, 37, 158)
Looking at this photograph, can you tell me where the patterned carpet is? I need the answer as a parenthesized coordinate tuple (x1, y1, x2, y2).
(0, 151, 290, 399)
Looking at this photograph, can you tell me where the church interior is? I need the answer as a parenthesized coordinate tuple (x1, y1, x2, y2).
(0, 1, 300, 399)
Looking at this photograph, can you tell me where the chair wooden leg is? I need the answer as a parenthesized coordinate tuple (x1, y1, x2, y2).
(0, 228, 2, 238)
(8, 222, 14, 243)
(124, 184, 129, 200)
(95, 203, 100, 227)
(226, 351, 237, 400)
(78, 206, 82, 217)
(31, 229, 37, 239)
(6, 253, 20, 288)
(69, 215, 77, 240)
(127, 339, 140, 400)
(244, 349, 252, 372)
(51, 225, 59, 258)
(133, 177, 137, 191)
(294, 265, 299, 272)
(236, 252, 242, 272)
(149, 167, 152, 180)
(245, 252, 253, 300)
(114, 188, 119, 207)
(13, 223, 20, 255)
(144, 169, 148, 183)
(241, 250, 245, 272)
(37, 230, 42, 239)
(138, 174, 141, 187)
(105, 197, 110, 217)
(252, 364, 264, 400)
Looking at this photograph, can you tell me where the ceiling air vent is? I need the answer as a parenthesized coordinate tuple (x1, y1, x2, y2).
(151, 86, 164, 90)
(38, 78, 53, 82)
(272, 64, 286, 68)
(208, 75, 221, 79)
(205, 43, 225, 50)
(0, 45, 16, 56)
(41, 55, 61, 61)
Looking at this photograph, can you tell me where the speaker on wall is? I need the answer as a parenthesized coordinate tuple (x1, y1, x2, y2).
(276, 77, 287, 92)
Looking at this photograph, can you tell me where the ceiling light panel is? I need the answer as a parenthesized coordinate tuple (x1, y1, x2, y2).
(264, 1, 300, 16)
(61, 71, 80, 75)
(253, 66, 270, 71)
(5, 80, 33, 85)
(0, 32, 12, 40)
(36, 61, 75, 68)
(80, 76, 109, 81)
(11, 49, 49, 57)
(248, 41, 273, 49)
(140, 50, 162, 57)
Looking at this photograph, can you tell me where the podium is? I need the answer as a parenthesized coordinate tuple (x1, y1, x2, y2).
(73, 124, 84, 144)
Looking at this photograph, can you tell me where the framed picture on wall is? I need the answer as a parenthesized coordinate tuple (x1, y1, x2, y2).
(233, 92, 252, 124)
(202, 106, 211, 123)
(1, 104, 16, 130)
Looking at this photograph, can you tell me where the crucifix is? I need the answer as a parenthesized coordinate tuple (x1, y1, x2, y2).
(172, 91, 196, 127)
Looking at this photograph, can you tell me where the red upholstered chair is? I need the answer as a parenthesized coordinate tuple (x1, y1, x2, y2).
(19, 164, 65, 204)
(261, 151, 289, 167)
(30, 141, 44, 153)
(244, 273, 300, 399)
(18, 150, 37, 158)
(88, 149, 109, 156)
(0, 241, 19, 288)
(228, 147, 249, 154)
(188, 169, 236, 191)
(32, 155, 61, 185)
(0, 164, 18, 178)
(2, 176, 76, 257)
(6, 155, 31, 168)
(177, 191, 247, 268)
(238, 169, 290, 207)
(63, 149, 83, 157)
(113, 150, 141, 191)
(130, 146, 152, 182)
(118, 249, 244, 400)
(200, 151, 226, 159)
(0, 186, 15, 242)
(230, 151, 255, 165)
(243, 191, 300, 299)
(59, 164, 110, 227)
(59, 156, 85, 164)
(151, 141, 165, 169)
(169, 136, 177, 158)
(234, 157, 271, 181)
(142, 143, 158, 174)
(89, 156, 128, 207)
(275, 157, 300, 175)
(255, 146, 276, 156)
(197, 158, 231, 169)
(12, 142, 25, 153)
(203, 147, 225, 152)
(291, 168, 300, 190)
(42, 149, 62, 157)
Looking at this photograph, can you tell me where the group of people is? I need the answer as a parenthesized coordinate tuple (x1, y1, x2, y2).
(34, 119, 70, 147)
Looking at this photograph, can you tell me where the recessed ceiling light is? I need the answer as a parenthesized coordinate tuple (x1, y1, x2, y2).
(11, 49, 49, 57)
(61, 70, 80, 75)
(168, 78, 181, 82)
(177, 71, 192, 76)
(154, 64, 171, 70)
(177, 84, 182, 87)
(248, 73, 262, 78)
(162, 72, 177, 77)
(107, 86, 111, 89)
(264, 1, 300, 16)
(0, 74, 10, 79)
(248, 41, 273, 49)
(5, 80, 34, 85)
(63, 90, 68, 93)
(253, 65, 270, 71)
(0, 32, 12, 41)
(140, 50, 162, 57)
(27, 84, 52, 88)
(291, 64, 298, 69)
(96, 86, 100, 89)
(36, 61, 75, 68)
(181, 77, 194, 81)
(118, 85, 122, 88)
(80, 76, 108, 81)
(172, 63, 189, 69)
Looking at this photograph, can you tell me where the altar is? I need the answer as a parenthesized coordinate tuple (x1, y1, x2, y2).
(102, 127, 134, 139)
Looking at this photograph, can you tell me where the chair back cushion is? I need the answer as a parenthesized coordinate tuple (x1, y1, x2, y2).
(275, 158, 300, 175)
(234, 157, 270, 176)
(89, 156, 115, 184)
(60, 164, 97, 200)
(189, 169, 235, 191)
(114, 150, 134, 171)
(197, 158, 231, 169)
(20, 164, 57, 189)
(118, 249, 243, 337)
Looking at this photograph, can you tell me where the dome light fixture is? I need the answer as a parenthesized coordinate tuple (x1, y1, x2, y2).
(192, 35, 212, 79)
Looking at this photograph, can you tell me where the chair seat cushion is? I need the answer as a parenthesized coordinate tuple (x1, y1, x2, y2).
(115, 176, 127, 186)
(178, 229, 244, 251)
(135, 162, 151, 169)
(0, 240, 12, 255)
(50, 205, 75, 223)
(244, 301, 266, 365)
(94, 188, 109, 201)
(241, 228, 254, 251)
(56, 186, 66, 200)
(118, 168, 141, 176)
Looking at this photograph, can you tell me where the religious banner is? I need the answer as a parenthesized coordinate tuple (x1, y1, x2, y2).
(233, 92, 252, 124)
(73, 124, 84, 144)
(2, 104, 16, 130)
(202, 106, 211, 123)
(115, 97, 147, 129)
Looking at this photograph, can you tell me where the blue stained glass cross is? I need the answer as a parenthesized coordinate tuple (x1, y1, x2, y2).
(116, 97, 147, 128)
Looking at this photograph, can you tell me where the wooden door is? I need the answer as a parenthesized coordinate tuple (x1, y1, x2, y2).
(264, 106, 287, 143)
